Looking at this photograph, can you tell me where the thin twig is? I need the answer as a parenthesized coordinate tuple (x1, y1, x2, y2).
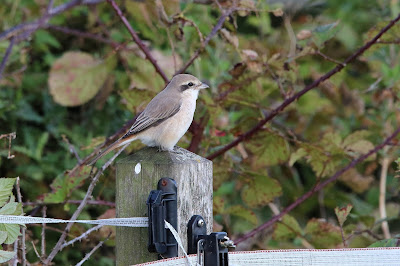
(61, 224, 103, 249)
(207, 13, 400, 160)
(376, 39, 400, 44)
(47, 25, 131, 51)
(22, 199, 116, 207)
(41, 206, 47, 259)
(75, 232, 111, 266)
(32, 241, 42, 261)
(16, 177, 27, 266)
(175, 6, 238, 75)
(379, 148, 391, 239)
(0, 0, 104, 42)
(234, 126, 400, 244)
(62, 135, 82, 163)
(107, 0, 169, 83)
(0, 37, 15, 81)
(314, 50, 342, 65)
(339, 222, 347, 248)
(0, 132, 16, 159)
(44, 144, 128, 264)
(12, 240, 19, 266)
(347, 229, 383, 241)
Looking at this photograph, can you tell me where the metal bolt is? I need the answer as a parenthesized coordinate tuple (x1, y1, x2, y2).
(197, 219, 205, 227)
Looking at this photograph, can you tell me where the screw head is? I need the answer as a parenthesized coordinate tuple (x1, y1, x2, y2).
(197, 219, 205, 227)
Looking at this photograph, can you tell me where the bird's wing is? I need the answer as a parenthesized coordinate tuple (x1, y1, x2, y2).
(123, 93, 182, 138)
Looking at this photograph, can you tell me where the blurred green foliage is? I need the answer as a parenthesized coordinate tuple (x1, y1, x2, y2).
(1, 0, 400, 264)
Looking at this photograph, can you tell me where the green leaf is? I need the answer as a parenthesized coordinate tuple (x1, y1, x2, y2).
(225, 205, 258, 226)
(0, 202, 19, 215)
(0, 201, 22, 245)
(48, 52, 116, 107)
(289, 147, 307, 166)
(34, 30, 61, 51)
(334, 204, 353, 227)
(300, 143, 343, 177)
(296, 90, 331, 115)
(273, 215, 303, 241)
(0, 224, 20, 244)
(247, 130, 290, 167)
(369, 238, 400, 247)
(342, 130, 371, 147)
(0, 180, 23, 245)
(344, 140, 376, 161)
(43, 166, 91, 203)
(0, 250, 16, 263)
(305, 218, 342, 248)
(242, 173, 282, 208)
(0, 231, 7, 243)
(35, 132, 49, 160)
(312, 21, 340, 48)
(213, 158, 234, 190)
(0, 178, 16, 207)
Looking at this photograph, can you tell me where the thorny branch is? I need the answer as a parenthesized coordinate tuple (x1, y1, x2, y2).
(235, 125, 400, 244)
(0, 0, 105, 84)
(0, 0, 104, 42)
(22, 199, 116, 207)
(44, 144, 128, 264)
(75, 232, 111, 266)
(107, 0, 169, 83)
(47, 25, 130, 50)
(207, 12, 400, 160)
(175, 5, 239, 75)
(61, 224, 103, 249)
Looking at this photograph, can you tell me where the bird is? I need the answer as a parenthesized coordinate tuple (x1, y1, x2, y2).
(87, 74, 209, 165)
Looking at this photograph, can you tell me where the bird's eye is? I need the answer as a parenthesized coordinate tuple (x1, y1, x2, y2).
(188, 82, 194, 87)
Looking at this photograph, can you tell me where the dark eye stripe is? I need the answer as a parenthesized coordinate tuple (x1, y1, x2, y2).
(180, 84, 190, 91)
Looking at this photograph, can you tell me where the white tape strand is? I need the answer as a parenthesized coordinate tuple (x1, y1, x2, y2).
(0, 215, 149, 227)
(164, 220, 193, 266)
(135, 248, 400, 266)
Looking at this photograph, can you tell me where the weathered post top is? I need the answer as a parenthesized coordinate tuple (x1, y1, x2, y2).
(116, 146, 213, 265)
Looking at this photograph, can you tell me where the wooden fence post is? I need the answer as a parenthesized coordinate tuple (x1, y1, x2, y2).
(116, 146, 213, 265)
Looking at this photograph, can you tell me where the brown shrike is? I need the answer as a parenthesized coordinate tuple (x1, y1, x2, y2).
(88, 74, 209, 165)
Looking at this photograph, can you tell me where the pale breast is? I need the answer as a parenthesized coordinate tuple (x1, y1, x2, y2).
(137, 89, 199, 150)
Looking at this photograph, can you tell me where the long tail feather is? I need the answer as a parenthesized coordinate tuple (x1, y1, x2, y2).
(87, 135, 136, 166)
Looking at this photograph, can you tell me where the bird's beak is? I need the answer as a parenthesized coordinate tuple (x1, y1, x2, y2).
(197, 83, 209, 90)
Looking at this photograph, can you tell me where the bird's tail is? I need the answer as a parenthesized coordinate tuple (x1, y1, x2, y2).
(87, 135, 137, 166)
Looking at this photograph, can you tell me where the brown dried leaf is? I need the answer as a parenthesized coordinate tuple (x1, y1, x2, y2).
(339, 168, 374, 193)
(48, 52, 115, 107)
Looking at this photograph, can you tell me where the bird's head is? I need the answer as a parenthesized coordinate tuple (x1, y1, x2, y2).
(169, 74, 209, 93)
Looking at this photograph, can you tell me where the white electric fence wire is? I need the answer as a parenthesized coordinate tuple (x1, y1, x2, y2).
(135, 248, 400, 266)
(3, 215, 399, 266)
(164, 221, 193, 266)
(0, 215, 149, 227)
